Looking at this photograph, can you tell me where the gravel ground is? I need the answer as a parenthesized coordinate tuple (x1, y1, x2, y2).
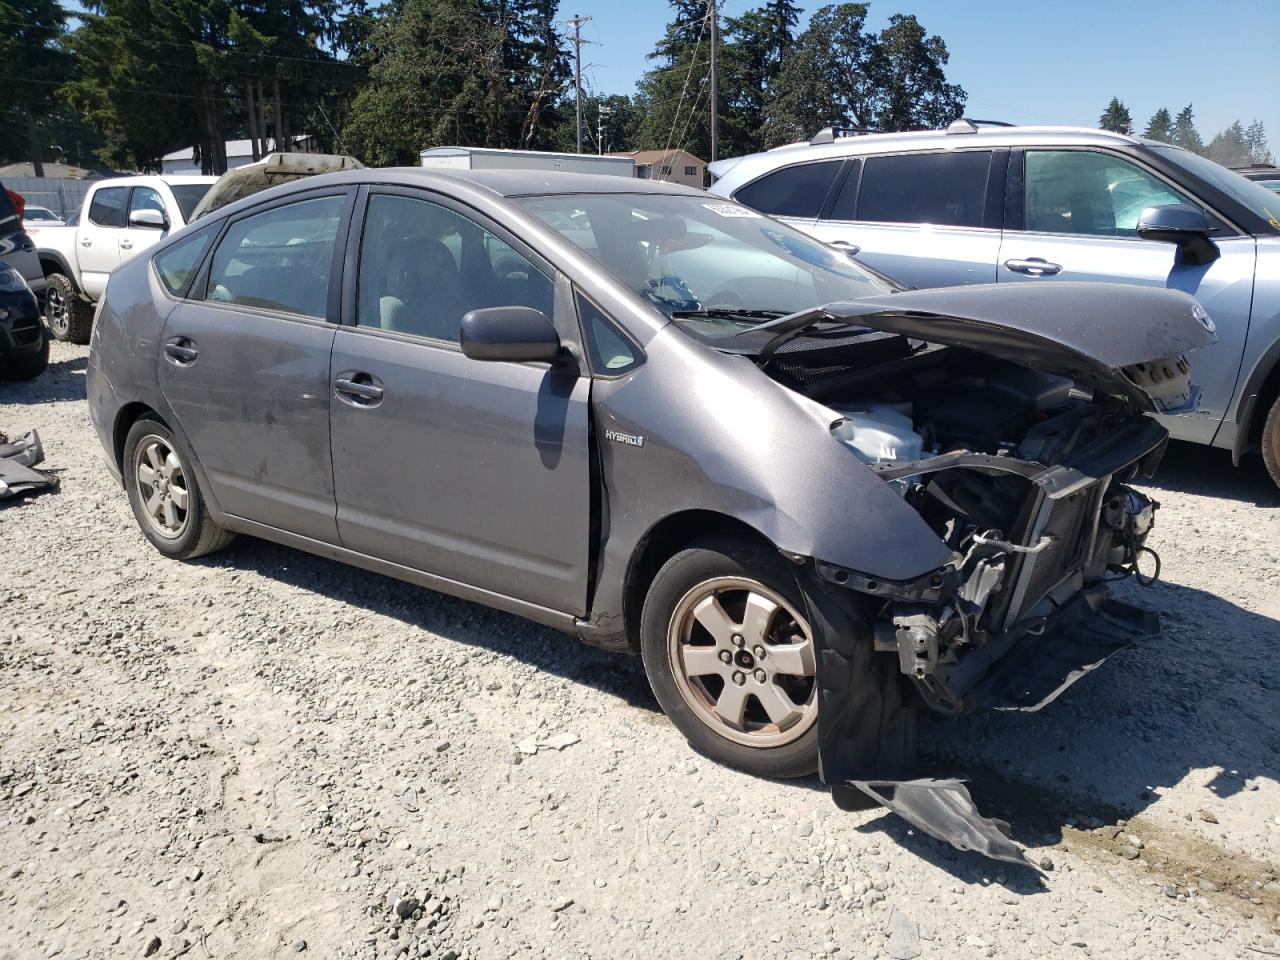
(2, 341, 1278, 960)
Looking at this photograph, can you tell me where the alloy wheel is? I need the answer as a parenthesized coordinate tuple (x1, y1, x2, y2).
(46, 285, 69, 338)
(667, 576, 818, 748)
(133, 436, 191, 540)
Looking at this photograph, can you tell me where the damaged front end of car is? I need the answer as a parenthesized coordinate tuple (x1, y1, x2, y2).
(753, 283, 1217, 865)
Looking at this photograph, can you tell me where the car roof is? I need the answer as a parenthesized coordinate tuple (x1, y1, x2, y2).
(709, 124, 1170, 189)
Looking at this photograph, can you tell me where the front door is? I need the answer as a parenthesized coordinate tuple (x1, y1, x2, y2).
(328, 188, 593, 615)
(998, 148, 1256, 444)
(158, 190, 350, 542)
(118, 185, 171, 266)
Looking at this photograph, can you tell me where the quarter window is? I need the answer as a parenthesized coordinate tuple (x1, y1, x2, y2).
(356, 193, 554, 343)
(735, 160, 843, 219)
(856, 152, 992, 227)
(204, 194, 343, 318)
(1023, 150, 1196, 237)
(88, 187, 127, 228)
(154, 229, 213, 297)
(577, 292, 640, 374)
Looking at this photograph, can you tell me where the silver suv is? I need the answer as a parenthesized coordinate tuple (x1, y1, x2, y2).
(709, 122, 1280, 488)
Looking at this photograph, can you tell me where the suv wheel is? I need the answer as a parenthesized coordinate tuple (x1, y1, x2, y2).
(44, 273, 93, 344)
(641, 535, 819, 779)
(123, 418, 235, 559)
(1262, 393, 1280, 490)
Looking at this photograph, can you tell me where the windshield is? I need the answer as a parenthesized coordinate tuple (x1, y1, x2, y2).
(169, 183, 214, 223)
(514, 193, 897, 336)
(1151, 146, 1280, 232)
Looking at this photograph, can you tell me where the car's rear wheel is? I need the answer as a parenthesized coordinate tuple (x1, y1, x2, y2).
(1262, 393, 1280, 491)
(1, 335, 49, 380)
(44, 273, 93, 344)
(123, 418, 234, 559)
(641, 535, 819, 779)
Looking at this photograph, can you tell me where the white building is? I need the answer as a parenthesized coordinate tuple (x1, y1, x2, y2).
(161, 136, 321, 175)
(420, 146, 634, 177)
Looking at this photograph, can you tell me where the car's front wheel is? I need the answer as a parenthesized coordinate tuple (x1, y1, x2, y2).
(44, 273, 93, 344)
(1262, 393, 1280, 491)
(641, 535, 820, 779)
(123, 418, 235, 559)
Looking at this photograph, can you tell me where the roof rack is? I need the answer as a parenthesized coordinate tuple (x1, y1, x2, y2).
(946, 118, 1016, 134)
(809, 126, 880, 145)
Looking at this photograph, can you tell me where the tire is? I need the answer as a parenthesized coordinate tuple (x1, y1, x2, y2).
(1, 334, 49, 380)
(640, 534, 820, 779)
(122, 417, 235, 560)
(1262, 393, 1280, 491)
(44, 272, 93, 344)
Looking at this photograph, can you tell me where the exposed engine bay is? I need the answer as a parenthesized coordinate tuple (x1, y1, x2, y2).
(775, 339, 1165, 714)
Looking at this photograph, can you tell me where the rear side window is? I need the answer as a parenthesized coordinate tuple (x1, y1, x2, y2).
(205, 195, 343, 318)
(735, 160, 843, 219)
(88, 187, 128, 228)
(154, 229, 213, 297)
(857, 152, 992, 227)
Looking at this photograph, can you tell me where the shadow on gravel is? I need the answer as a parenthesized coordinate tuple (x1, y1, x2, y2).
(851, 575, 1280, 883)
(195, 537, 664, 713)
(0, 354, 88, 404)
(201, 518, 1279, 889)
(1146, 439, 1280, 507)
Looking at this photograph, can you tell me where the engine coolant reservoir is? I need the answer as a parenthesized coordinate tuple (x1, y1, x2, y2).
(830, 403, 924, 464)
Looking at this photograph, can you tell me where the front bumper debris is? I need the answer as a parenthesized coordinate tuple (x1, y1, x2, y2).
(0, 429, 59, 499)
(842, 779, 1029, 866)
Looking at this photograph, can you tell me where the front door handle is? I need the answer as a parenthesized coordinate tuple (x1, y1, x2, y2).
(164, 337, 198, 365)
(119, 238, 133, 250)
(80, 238, 92, 247)
(1004, 257, 1062, 277)
(334, 375, 384, 406)
(829, 240, 861, 256)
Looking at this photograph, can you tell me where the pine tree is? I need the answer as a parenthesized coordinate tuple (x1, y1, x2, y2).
(1172, 104, 1204, 154)
(1142, 107, 1173, 143)
(1206, 120, 1251, 167)
(724, 1, 801, 151)
(1, 0, 75, 176)
(1244, 120, 1272, 164)
(1098, 97, 1131, 134)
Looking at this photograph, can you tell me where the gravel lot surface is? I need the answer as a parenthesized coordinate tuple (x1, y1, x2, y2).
(2, 341, 1279, 960)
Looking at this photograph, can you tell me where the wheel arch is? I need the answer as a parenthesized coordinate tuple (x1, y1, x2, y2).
(621, 510, 783, 653)
(1232, 340, 1280, 464)
(39, 252, 82, 293)
(112, 403, 167, 476)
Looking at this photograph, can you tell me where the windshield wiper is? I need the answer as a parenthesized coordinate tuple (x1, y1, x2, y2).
(671, 308, 790, 322)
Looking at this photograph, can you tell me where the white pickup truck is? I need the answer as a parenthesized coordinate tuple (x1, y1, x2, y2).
(31, 175, 217, 342)
(32, 155, 364, 343)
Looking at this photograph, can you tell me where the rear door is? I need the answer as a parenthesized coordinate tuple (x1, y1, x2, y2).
(157, 188, 352, 542)
(807, 149, 1005, 287)
(78, 185, 129, 297)
(997, 148, 1256, 444)
(328, 186, 593, 615)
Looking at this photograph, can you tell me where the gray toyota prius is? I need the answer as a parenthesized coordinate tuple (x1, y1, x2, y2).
(87, 168, 1215, 862)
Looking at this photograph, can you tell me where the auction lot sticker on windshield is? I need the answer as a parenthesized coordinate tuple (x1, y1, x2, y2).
(702, 202, 760, 218)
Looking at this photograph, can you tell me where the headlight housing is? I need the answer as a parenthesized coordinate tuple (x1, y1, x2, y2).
(0, 267, 31, 294)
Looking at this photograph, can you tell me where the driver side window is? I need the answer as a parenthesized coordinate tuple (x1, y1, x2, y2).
(1023, 150, 1197, 237)
(356, 193, 554, 343)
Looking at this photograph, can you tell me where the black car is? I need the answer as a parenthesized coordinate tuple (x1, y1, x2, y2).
(0, 258, 49, 380)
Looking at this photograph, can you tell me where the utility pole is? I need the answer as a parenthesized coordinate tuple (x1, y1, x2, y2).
(708, 0, 718, 163)
(563, 14, 592, 154)
(597, 104, 611, 155)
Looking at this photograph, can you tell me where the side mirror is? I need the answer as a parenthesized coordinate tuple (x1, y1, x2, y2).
(460, 307, 563, 364)
(1136, 204, 1219, 266)
(128, 208, 168, 230)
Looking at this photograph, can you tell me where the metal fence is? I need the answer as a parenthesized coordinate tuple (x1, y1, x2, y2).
(1, 178, 95, 220)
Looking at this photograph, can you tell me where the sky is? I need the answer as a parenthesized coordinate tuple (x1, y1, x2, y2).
(569, 0, 1280, 148)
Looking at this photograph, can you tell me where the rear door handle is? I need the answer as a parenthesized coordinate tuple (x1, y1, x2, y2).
(829, 240, 861, 256)
(80, 238, 92, 247)
(163, 337, 198, 365)
(119, 238, 133, 250)
(1004, 257, 1062, 276)
(334, 375, 384, 406)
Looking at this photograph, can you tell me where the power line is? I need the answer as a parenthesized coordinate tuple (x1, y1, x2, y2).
(657, 9, 711, 172)
(561, 14, 593, 154)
